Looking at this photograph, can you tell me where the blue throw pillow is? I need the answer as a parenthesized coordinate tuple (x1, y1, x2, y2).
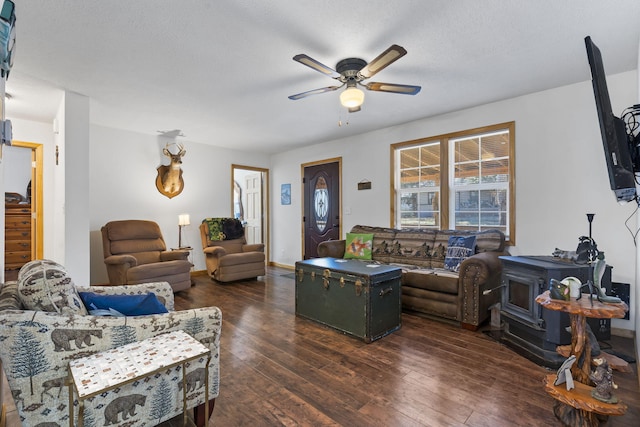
(444, 235, 477, 272)
(78, 292, 168, 316)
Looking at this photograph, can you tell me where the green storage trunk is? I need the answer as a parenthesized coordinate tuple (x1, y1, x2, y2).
(295, 257, 402, 343)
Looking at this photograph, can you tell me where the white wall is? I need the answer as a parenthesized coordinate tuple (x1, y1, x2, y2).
(63, 92, 91, 285)
(88, 125, 270, 284)
(3, 146, 31, 196)
(271, 70, 639, 332)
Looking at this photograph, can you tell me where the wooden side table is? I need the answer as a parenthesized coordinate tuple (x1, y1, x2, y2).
(68, 330, 210, 427)
(535, 291, 628, 426)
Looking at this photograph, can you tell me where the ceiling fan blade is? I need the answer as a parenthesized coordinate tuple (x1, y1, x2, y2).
(293, 54, 341, 79)
(288, 85, 342, 100)
(358, 45, 407, 79)
(365, 82, 421, 95)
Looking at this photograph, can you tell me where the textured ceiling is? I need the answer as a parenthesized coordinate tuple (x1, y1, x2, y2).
(5, 0, 640, 154)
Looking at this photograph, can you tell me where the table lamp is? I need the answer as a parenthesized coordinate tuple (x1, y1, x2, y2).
(178, 214, 190, 248)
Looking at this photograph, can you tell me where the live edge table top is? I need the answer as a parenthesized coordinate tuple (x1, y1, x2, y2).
(535, 290, 628, 319)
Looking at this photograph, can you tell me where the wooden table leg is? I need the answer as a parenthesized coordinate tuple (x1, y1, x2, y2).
(570, 314, 591, 384)
(554, 313, 600, 426)
(553, 401, 600, 427)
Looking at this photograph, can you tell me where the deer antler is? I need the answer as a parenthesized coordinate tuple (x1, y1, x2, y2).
(163, 142, 186, 158)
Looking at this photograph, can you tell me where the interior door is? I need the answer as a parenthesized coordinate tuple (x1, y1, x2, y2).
(3, 141, 43, 281)
(231, 164, 269, 262)
(244, 172, 262, 244)
(303, 160, 340, 259)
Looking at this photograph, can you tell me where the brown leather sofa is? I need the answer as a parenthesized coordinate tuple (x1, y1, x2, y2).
(199, 218, 265, 282)
(318, 225, 506, 330)
(101, 219, 192, 291)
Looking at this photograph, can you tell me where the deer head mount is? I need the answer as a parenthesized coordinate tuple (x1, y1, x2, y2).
(155, 142, 186, 198)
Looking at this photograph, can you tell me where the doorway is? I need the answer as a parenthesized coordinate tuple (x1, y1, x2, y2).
(231, 164, 269, 261)
(302, 158, 341, 259)
(3, 141, 44, 280)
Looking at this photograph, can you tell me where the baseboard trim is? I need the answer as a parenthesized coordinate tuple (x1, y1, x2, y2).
(269, 262, 294, 270)
(191, 270, 208, 277)
(611, 327, 635, 339)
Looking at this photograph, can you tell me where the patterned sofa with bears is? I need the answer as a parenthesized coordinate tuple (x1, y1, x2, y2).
(318, 225, 506, 329)
(0, 260, 221, 427)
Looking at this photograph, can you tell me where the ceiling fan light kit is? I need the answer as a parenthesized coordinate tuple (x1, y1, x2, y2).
(340, 85, 365, 109)
(289, 44, 421, 113)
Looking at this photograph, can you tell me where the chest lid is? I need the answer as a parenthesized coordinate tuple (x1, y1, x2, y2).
(296, 257, 401, 278)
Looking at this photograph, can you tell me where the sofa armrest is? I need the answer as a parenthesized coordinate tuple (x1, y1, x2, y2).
(243, 243, 265, 252)
(458, 251, 504, 328)
(103, 255, 138, 285)
(88, 281, 176, 311)
(160, 250, 189, 261)
(0, 281, 21, 311)
(203, 245, 227, 257)
(103, 254, 138, 266)
(318, 239, 346, 258)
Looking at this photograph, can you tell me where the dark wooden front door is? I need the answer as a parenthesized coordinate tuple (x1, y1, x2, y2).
(303, 160, 340, 259)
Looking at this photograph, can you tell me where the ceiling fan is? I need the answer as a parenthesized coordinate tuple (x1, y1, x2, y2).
(288, 44, 421, 113)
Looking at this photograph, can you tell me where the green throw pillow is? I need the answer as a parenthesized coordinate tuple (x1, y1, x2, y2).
(344, 233, 374, 260)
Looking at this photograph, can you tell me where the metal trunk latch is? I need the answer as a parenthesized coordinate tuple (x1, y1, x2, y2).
(297, 268, 304, 282)
(355, 279, 363, 296)
(323, 269, 330, 289)
(339, 276, 345, 288)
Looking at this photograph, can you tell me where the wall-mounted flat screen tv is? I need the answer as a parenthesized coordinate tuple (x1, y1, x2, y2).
(584, 36, 636, 203)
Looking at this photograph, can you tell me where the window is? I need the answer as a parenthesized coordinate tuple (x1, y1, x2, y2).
(392, 122, 515, 244)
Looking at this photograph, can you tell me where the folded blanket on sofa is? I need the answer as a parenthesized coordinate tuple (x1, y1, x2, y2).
(203, 217, 245, 241)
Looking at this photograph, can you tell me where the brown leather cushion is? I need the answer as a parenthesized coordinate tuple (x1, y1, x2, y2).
(103, 220, 163, 241)
(217, 252, 265, 267)
(403, 269, 459, 294)
(103, 220, 167, 259)
(126, 260, 191, 282)
(351, 225, 397, 263)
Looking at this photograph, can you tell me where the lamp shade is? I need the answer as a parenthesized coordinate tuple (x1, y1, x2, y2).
(340, 87, 365, 108)
(178, 214, 190, 226)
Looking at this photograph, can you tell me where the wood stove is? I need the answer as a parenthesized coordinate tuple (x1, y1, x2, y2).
(499, 256, 611, 368)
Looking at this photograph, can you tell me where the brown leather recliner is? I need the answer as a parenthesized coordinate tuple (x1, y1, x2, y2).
(199, 219, 265, 282)
(101, 220, 192, 292)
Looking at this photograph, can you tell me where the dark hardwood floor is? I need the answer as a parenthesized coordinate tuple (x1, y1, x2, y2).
(170, 266, 638, 426)
(2, 266, 638, 426)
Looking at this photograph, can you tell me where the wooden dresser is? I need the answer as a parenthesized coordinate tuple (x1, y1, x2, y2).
(4, 203, 32, 272)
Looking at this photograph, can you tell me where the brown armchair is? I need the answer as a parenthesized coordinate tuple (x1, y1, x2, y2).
(101, 219, 192, 291)
(199, 218, 265, 282)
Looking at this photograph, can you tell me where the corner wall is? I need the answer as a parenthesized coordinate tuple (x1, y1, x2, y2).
(88, 125, 270, 284)
(63, 92, 90, 285)
(271, 70, 639, 332)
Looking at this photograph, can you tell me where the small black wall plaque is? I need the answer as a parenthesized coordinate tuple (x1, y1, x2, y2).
(357, 180, 371, 190)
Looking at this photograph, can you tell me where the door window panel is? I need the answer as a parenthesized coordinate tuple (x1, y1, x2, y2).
(314, 177, 329, 232)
